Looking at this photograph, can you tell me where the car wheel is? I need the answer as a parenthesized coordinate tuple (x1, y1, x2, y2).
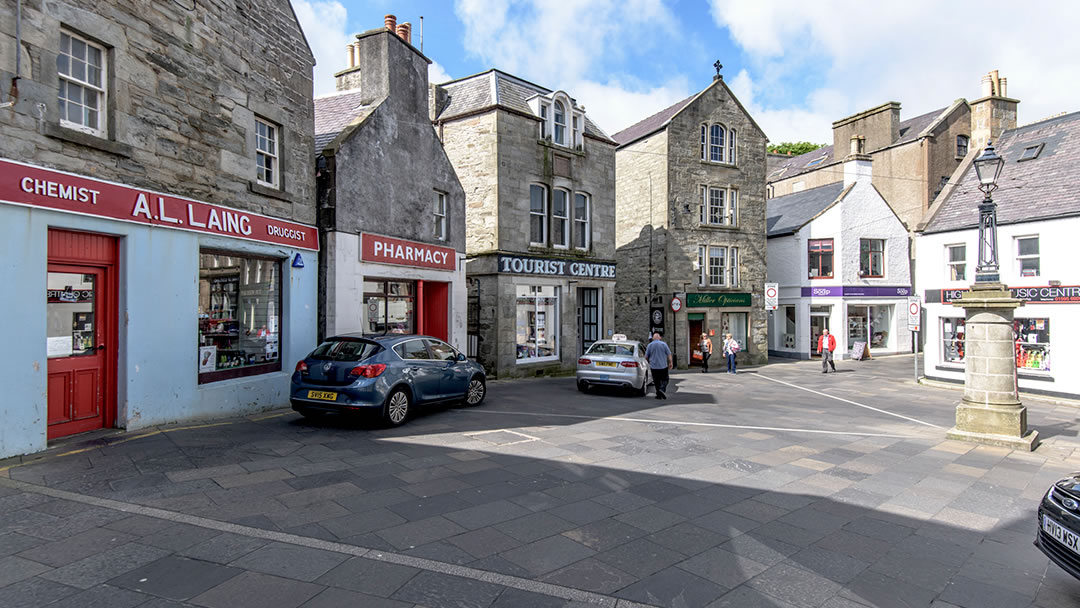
(636, 371, 649, 397)
(464, 376, 486, 406)
(383, 388, 411, 426)
(577, 380, 588, 393)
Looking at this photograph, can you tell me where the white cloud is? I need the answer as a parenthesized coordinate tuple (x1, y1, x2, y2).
(292, 0, 352, 96)
(429, 61, 453, 86)
(711, 0, 1080, 143)
(454, 0, 691, 134)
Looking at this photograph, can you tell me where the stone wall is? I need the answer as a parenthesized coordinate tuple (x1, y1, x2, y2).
(440, 113, 499, 253)
(0, 0, 315, 222)
(832, 102, 900, 155)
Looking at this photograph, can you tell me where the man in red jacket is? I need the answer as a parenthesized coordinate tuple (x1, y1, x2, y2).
(817, 328, 837, 373)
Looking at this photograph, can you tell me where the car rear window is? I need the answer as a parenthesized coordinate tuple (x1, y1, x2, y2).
(310, 339, 380, 362)
(586, 343, 635, 357)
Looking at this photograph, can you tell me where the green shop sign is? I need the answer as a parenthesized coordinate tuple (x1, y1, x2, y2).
(687, 293, 752, 308)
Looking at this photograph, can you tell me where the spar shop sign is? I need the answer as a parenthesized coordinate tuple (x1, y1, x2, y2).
(0, 158, 319, 250)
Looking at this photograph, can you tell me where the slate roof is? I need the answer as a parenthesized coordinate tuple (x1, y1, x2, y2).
(435, 70, 614, 143)
(766, 182, 847, 237)
(922, 111, 1080, 234)
(314, 90, 370, 151)
(611, 94, 696, 146)
(766, 106, 948, 183)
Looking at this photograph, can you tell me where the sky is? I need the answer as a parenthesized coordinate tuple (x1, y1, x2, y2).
(293, 0, 1080, 144)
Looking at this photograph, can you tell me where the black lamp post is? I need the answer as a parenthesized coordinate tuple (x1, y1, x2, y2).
(972, 141, 1005, 284)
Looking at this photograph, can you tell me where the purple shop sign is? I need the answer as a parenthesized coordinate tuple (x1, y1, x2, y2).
(801, 286, 912, 298)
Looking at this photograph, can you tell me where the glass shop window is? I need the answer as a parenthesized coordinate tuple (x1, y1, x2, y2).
(941, 317, 966, 363)
(363, 280, 416, 335)
(198, 252, 282, 382)
(1015, 318, 1050, 372)
(516, 285, 559, 363)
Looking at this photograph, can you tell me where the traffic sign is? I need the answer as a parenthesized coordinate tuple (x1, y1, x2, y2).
(907, 296, 921, 331)
(670, 296, 683, 313)
(765, 283, 778, 310)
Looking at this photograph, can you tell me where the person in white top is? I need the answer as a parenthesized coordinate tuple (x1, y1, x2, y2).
(722, 333, 740, 374)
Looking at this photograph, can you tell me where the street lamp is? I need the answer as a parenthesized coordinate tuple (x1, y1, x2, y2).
(972, 141, 1005, 284)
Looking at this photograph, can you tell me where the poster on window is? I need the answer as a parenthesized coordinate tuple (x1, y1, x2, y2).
(199, 345, 217, 373)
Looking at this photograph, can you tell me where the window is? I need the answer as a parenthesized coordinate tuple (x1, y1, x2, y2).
(697, 246, 706, 286)
(848, 304, 893, 350)
(363, 280, 415, 334)
(198, 252, 282, 383)
(394, 339, 431, 360)
(729, 246, 739, 287)
(956, 135, 969, 158)
(516, 285, 559, 363)
(572, 116, 580, 148)
(720, 312, 747, 351)
(58, 31, 106, 136)
(1015, 318, 1050, 371)
(808, 239, 834, 278)
(947, 244, 966, 281)
(255, 118, 279, 188)
(552, 189, 569, 248)
(942, 317, 966, 363)
(806, 156, 826, 168)
(426, 339, 459, 362)
(783, 306, 797, 349)
(1019, 144, 1044, 161)
(701, 187, 736, 227)
(433, 191, 447, 240)
(728, 189, 738, 226)
(1016, 236, 1039, 277)
(728, 128, 737, 165)
(708, 246, 726, 286)
(708, 188, 724, 225)
(574, 193, 590, 250)
(529, 184, 547, 246)
(540, 104, 549, 139)
(709, 125, 724, 162)
(700, 125, 707, 160)
(554, 101, 566, 145)
(859, 238, 885, 278)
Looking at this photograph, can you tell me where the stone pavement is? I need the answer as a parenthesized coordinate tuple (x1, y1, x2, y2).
(2, 354, 1080, 608)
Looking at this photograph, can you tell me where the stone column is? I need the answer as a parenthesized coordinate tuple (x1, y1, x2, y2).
(946, 283, 1038, 450)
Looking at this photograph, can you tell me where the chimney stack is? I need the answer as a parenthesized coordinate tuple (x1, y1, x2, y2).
(397, 22, 412, 45)
(970, 69, 1019, 149)
(384, 14, 397, 32)
(849, 135, 865, 156)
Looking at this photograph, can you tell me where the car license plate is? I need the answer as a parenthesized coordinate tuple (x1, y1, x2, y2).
(596, 361, 617, 367)
(307, 390, 338, 401)
(1043, 514, 1080, 556)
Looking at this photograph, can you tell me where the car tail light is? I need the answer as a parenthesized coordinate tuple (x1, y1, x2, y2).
(620, 361, 639, 368)
(349, 363, 387, 378)
(295, 360, 308, 373)
(578, 358, 591, 365)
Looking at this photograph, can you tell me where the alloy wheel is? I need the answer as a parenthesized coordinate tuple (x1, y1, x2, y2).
(466, 378, 486, 405)
(388, 390, 409, 424)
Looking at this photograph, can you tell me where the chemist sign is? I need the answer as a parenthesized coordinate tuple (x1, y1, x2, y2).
(361, 233, 456, 270)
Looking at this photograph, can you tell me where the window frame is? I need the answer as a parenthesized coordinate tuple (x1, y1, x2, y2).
(708, 187, 724, 225)
(941, 317, 966, 364)
(574, 192, 590, 251)
(956, 134, 969, 158)
(727, 128, 737, 165)
(58, 30, 107, 138)
(859, 238, 885, 278)
(515, 285, 561, 364)
(1019, 143, 1044, 162)
(708, 245, 726, 287)
(946, 243, 966, 282)
(255, 117, 280, 189)
(433, 191, 447, 241)
(700, 124, 707, 161)
(539, 104, 549, 139)
(553, 100, 567, 146)
(1016, 235, 1040, 277)
(729, 246, 739, 287)
(552, 188, 570, 249)
(709, 124, 725, 163)
(808, 239, 834, 279)
(529, 184, 548, 247)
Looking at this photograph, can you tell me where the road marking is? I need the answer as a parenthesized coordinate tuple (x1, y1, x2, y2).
(752, 373, 942, 429)
(0, 476, 626, 608)
(455, 410, 921, 438)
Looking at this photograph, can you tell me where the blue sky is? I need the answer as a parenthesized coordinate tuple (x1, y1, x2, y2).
(294, 1, 1080, 143)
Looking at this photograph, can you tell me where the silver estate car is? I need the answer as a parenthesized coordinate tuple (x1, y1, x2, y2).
(576, 337, 650, 395)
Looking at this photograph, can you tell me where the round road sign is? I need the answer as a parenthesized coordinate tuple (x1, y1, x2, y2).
(766, 286, 777, 298)
(670, 296, 683, 313)
(909, 301, 920, 316)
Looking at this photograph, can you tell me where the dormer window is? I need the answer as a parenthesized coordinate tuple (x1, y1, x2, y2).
(554, 101, 567, 145)
(572, 116, 580, 148)
(806, 155, 827, 168)
(1019, 143, 1044, 161)
(540, 104, 549, 139)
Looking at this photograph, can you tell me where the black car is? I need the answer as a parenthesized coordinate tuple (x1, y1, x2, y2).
(1035, 473, 1080, 579)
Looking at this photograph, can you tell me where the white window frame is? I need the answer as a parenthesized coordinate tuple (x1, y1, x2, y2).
(572, 115, 580, 148)
(727, 128, 737, 165)
(729, 246, 739, 287)
(708, 187, 724, 225)
(433, 191, 447, 241)
(1016, 235, 1040, 278)
(553, 100, 567, 146)
(574, 192, 590, 251)
(255, 117, 279, 189)
(552, 188, 570, 249)
(516, 285, 560, 364)
(698, 245, 707, 286)
(709, 124, 725, 163)
(859, 238, 885, 278)
(529, 184, 548, 246)
(58, 30, 107, 137)
(946, 243, 966, 282)
(727, 189, 738, 226)
(700, 124, 707, 160)
(708, 245, 726, 287)
(539, 104, 549, 139)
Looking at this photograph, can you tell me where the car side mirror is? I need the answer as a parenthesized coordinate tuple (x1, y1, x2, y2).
(456, 353, 467, 362)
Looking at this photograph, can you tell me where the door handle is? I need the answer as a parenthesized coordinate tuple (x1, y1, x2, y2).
(95, 344, 106, 351)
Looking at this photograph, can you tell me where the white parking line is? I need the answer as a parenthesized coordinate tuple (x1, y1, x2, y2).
(753, 373, 943, 429)
(455, 409, 922, 439)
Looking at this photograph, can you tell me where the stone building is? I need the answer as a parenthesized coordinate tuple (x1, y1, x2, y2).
(314, 17, 467, 349)
(613, 75, 769, 367)
(0, 0, 317, 458)
(432, 70, 617, 378)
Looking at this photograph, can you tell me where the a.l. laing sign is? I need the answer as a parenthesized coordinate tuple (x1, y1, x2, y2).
(801, 286, 912, 298)
(926, 285, 1080, 304)
(497, 255, 616, 279)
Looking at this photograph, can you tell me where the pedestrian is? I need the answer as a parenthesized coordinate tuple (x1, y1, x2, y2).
(699, 332, 713, 373)
(817, 328, 837, 373)
(645, 331, 673, 399)
(723, 333, 740, 374)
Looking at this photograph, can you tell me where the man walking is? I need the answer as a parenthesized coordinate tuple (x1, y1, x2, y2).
(645, 331, 673, 399)
(699, 333, 713, 373)
(817, 328, 837, 373)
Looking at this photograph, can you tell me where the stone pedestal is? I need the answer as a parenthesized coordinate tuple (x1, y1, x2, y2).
(945, 283, 1039, 451)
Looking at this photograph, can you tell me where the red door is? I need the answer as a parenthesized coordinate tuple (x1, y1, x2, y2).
(46, 231, 117, 439)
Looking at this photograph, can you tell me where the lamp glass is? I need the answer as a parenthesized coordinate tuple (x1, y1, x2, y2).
(973, 143, 1004, 187)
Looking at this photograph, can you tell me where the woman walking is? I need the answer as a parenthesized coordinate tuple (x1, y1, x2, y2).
(723, 333, 740, 374)
(699, 333, 713, 373)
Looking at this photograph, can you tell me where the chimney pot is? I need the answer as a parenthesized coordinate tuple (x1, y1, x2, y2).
(999, 77, 1007, 97)
(397, 22, 412, 44)
(981, 73, 993, 97)
(346, 43, 355, 68)
(385, 14, 397, 32)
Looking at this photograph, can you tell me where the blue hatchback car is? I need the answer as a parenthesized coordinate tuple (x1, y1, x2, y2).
(290, 334, 487, 426)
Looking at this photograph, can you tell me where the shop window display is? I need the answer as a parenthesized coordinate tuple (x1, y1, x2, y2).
(363, 280, 415, 335)
(720, 312, 747, 350)
(1015, 318, 1050, 371)
(516, 285, 559, 362)
(198, 252, 281, 381)
(47, 272, 97, 358)
(942, 317, 966, 363)
(847, 305, 893, 350)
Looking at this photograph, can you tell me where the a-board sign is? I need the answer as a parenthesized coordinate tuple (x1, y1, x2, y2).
(851, 341, 870, 361)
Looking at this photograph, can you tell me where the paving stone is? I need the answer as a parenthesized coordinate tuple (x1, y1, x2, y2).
(320, 508, 407, 539)
(333, 488, 414, 513)
(0, 532, 45, 557)
(391, 492, 474, 521)
(46, 584, 154, 608)
(718, 532, 801, 567)
(40, 542, 172, 589)
(0, 576, 82, 608)
(0, 555, 51, 587)
(190, 571, 323, 608)
(840, 569, 939, 608)
(315, 556, 419, 597)
(447, 527, 523, 558)
(179, 533, 269, 564)
(499, 534, 595, 576)
(376, 515, 468, 550)
(445, 500, 534, 530)
(677, 546, 770, 588)
(747, 563, 842, 608)
(137, 523, 221, 552)
(300, 587, 412, 608)
(228, 542, 348, 582)
(17, 526, 137, 567)
(274, 482, 364, 508)
(495, 512, 577, 543)
(489, 587, 569, 608)
(786, 545, 870, 585)
(705, 585, 801, 608)
(540, 557, 639, 594)
(594, 537, 686, 578)
(561, 518, 647, 553)
(614, 505, 687, 533)
(391, 571, 505, 608)
(109, 555, 243, 600)
(691, 509, 762, 538)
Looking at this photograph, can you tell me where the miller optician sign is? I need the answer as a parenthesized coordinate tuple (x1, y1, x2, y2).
(926, 286, 1080, 304)
(0, 158, 319, 250)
